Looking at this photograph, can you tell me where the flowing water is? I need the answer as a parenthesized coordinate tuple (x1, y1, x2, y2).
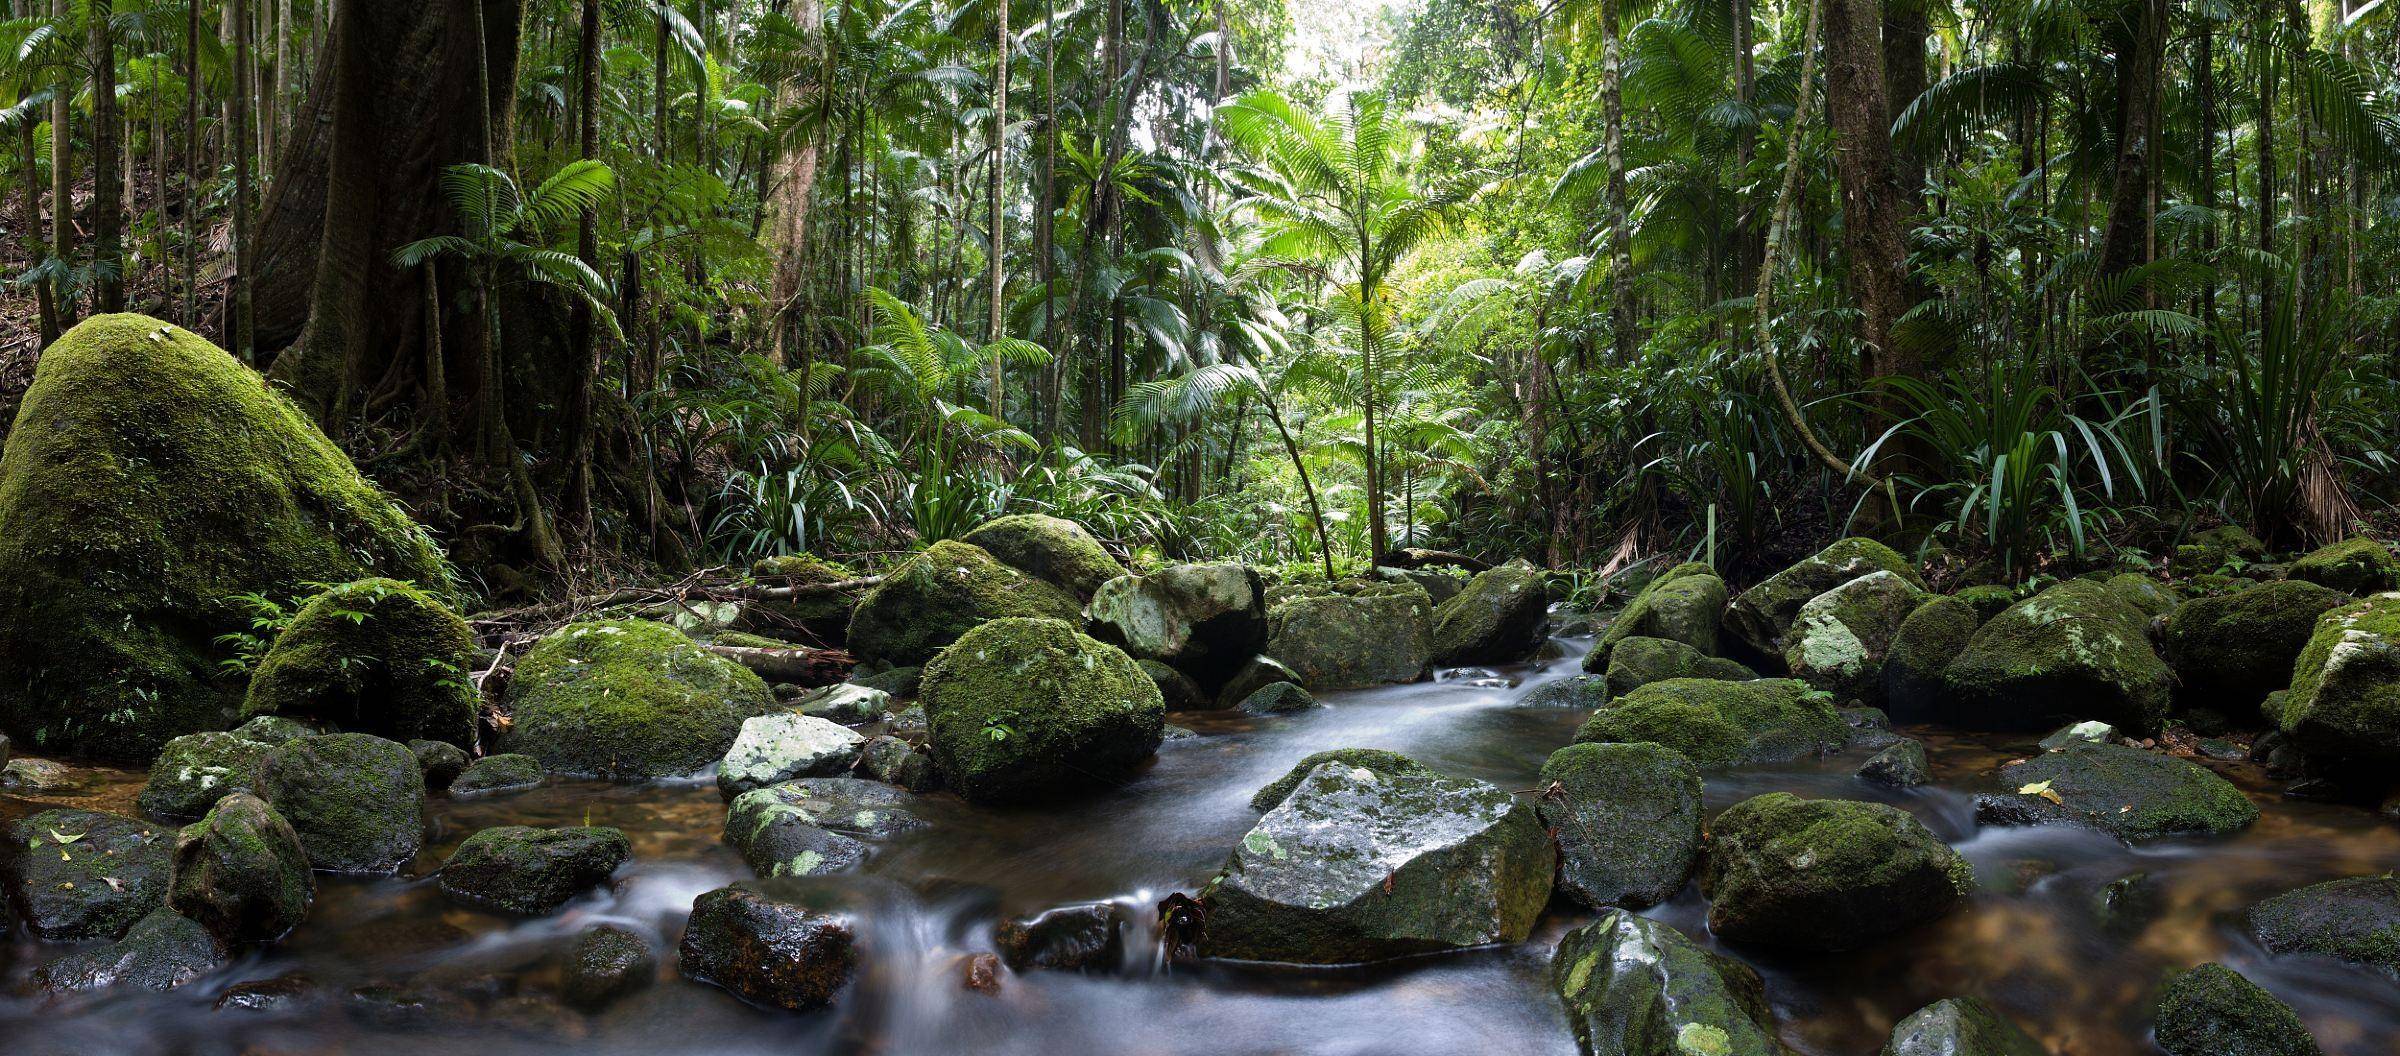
(4, 637, 2396, 1055)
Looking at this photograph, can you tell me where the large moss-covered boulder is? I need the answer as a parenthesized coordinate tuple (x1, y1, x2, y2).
(1702, 793, 1971, 950)
(845, 540, 1084, 667)
(1199, 762, 1553, 964)
(1549, 910, 1787, 1056)
(256, 732, 426, 873)
(1975, 741, 2257, 841)
(1264, 589, 1434, 689)
(1602, 636, 1754, 696)
(242, 579, 477, 749)
(1726, 538, 1922, 659)
(0, 315, 448, 760)
(1537, 742, 1703, 909)
(2288, 537, 2400, 595)
(167, 792, 313, 945)
(920, 617, 1163, 803)
(958, 514, 1126, 600)
(3, 808, 173, 941)
(1880, 997, 2047, 1056)
(1085, 562, 1267, 689)
(2246, 876, 2400, 977)
(1783, 570, 1926, 704)
(2275, 594, 2400, 762)
(139, 730, 274, 820)
(2154, 962, 2323, 1056)
(1574, 677, 1847, 767)
(437, 825, 630, 915)
(1884, 596, 1981, 721)
(2162, 581, 2351, 717)
(1589, 563, 1728, 667)
(1939, 579, 2174, 734)
(1429, 559, 1550, 666)
(503, 619, 776, 780)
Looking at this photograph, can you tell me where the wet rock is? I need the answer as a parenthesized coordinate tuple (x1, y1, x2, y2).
(1549, 909, 1784, 1056)
(1249, 748, 1435, 811)
(1702, 793, 1971, 951)
(1783, 570, 1925, 705)
(504, 619, 778, 780)
(2037, 720, 2116, 751)
(1858, 738, 1931, 788)
(855, 735, 938, 792)
(959, 513, 1126, 601)
(1235, 681, 1321, 715)
(994, 902, 1129, 972)
(1429, 559, 1551, 666)
(678, 882, 859, 1010)
(2154, 962, 2324, 1056)
(1573, 677, 1848, 767)
(138, 731, 272, 820)
(1975, 741, 2257, 841)
(1265, 589, 1434, 690)
(563, 924, 656, 1011)
(34, 908, 224, 994)
(242, 578, 480, 749)
(1601, 636, 1754, 696)
(213, 972, 320, 1013)
(920, 617, 1163, 803)
(722, 779, 925, 877)
(2092, 871, 2161, 935)
(2162, 581, 2352, 718)
(851, 664, 923, 699)
(2287, 536, 2400, 595)
(410, 739, 469, 791)
(793, 683, 892, 725)
(1518, 673, 1611, 710)
(1199, 762, 1554, 964)
(1086, 562, 1269, 687)
(1137, 659, 1210, 710)
(1939, 579, 2174, 734)
(1589, 563, 1728, 666)
(168, 792, 313, 945)
(716, 713, 866, 799)
(437, 825, 629, 915)
(1880, 996, 2047, 1056)
(1215, 655, 1304, 709)
(1727, 538, 1923, 659)
(2276, 593, 2400, 763)
(451, 752, 545, 796)
(1536, 742, 1702, 909)
(257, 732, 426, 873)
(2, 807, 173, 940)
(2246, 876, 2400, 977)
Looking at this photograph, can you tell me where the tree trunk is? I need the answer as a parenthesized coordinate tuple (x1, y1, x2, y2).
(89, 0, 123, 313)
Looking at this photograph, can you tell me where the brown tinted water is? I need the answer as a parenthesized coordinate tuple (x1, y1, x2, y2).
(4, 640, 2395, 1055)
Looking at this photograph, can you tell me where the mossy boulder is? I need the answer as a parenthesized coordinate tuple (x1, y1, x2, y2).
(1603, 636, 1754, 696)
(1265, 589, 1434, 689)
(2, 808, 173, 940)
(32, 907, 224, 995)
(2246, 876, 2400, 977)
(1880, 997, 2046, 1056)
(167, 791, 313, 945)
(2287, 536, 2400, 595)
(1428, 559, 1551, 666)
(450, 752, 545, 796)
(2154, 962, 2323, 1056)
(256, 732, 426, 873)
(2162, 581, 2351, 718)
(437, 825, 630, 915)
(139, 730, 274, 820)
(844, 540, 1084, 667)
(958, 514, 1126, 600)
(1085, 562, 1268, 690)
(1939, 579, 2175, 734)
(1199, 762, 1554, 964)
(2275, 594, 2400, 762)
(1975, 741, 2257, 841)
(1574, 677, 1847, 767)
(919, 618, 1163, 803)
(242, 579, 477, 749)
(1703, 793, 1971, 950)
(1549, 910, 1787, 1056)
(1884, 596, 1982, 721)
(504, 619, 777, 780)
(1249, 748, 1434, 811)
(0, 315, 448, 760)
(678, 880, 859, 1010)
(1726, 538, 1922, 659)
(1589, 563, 1728, 667)
(1782, 570, 1926, 704)
(1537, 742, 1703, 909)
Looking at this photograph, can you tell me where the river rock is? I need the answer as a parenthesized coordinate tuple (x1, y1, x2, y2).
(2154, 962, 2323, 1056)
(1536, 742, 1703, 909)
(167, 792, 313, 945)
(1519, 673, 1611, 709)
(717, 713, 866, 799)
(920, 617, 1163, 803)
(33, 907, 224, 995)
(257, 732, 426, 873)
(437, 825, 629, 914)
(2247, 876, 2400, 976)
(1429, 559, 1550, 666)
(2163, 581, 2351, 717)
(794, 683, 892, 725)
(1236, 681, 1321, 715)
(1940, 579, 2175, 734)
(995, 902, 1129, 972)
(504, 619, 776, 780)
(2288, 536, 2400, 595)
(3, 807, 173, 940)
(1880, 997, 2047, 1056)
(411, 739, 469, 791)
(1727, 537, 1922, 659)
(846, 540, 1085, 669)
(1549, 909, 1784, 1056)
(241, 578, 479, 749)
(1783, 570, 1925, 704)
(450, 753, 545, 795)
(1884, 597, 1979, 724)
(1086, 562, 1268, 688)
(1265, 590, 1434, 689)
(1589, 563, 1728, 666)
(2275, 593, 2400, 763)
(1975, 741, 2257, 841)
(1249, 748, 1435, 811)
(139, 731, 273, 820)
(959, 513, 1126, 601)
(1703, 793, 1971, 950)
(564, 923, 657, 1011)
(1859, 738, 1932, 788)
(1199, 762, 1553, 964)
(678, 881, 859, 1010)
(1602, 636, 1754, 696)
(1573, 677, 1848, 766)
(0, 315, 449, 761)
(1215, 655, 1305, 709)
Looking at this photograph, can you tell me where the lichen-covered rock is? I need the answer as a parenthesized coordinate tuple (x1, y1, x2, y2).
(2154, 962, 2323, 1056)
(2276, 594, 2400, 762)
(1549, 910, 1786, 1056)
(1199, 762, 1554, 964)
(1536, 742, 1702, 909)
(504, 619, 777, 780)
(1249, 748, 1435, 811)
(920, 617, 1163, 803)
(844, 540, 1084, 667)
(2288, 537, 2400, 595)
(33, 907, 224, 995)
(564, 923, 656, 1011)
(1880, 997, 2046, 1056)
(1236, 681, 1321, 715)
(450, 752, 545, 796)
(257, 732, 426, 873)
(1428, 560, 1550, 666)
(723, 778, 927, 877)
(2163, 581, 2351, 717)
(1573, 677, 1848, 767)
(1939, 579, 2175, 734)
(1265, 590, 1433, 690)
(1137, 659, 1209, 710)
(410, 739, 469, 791)
(1215, 655, 1304, 709)
(242, 579, 477, 749)
(1519, 673, 1611, 710)
(1727, 538, 1922, 659)
(139, 731, 273, 820)
(1858, 738, 1931, 788)
(994, 902, 1130, 972)
(1086, 562, 1267, 688)
(3, 808, 172, 940)
(437, 825, 629, 915)
(1783, 570, 1925, 704)
(2246, 876, 2400, 977)
(678, 881, 858, 1010)
(716, 713, 866, 799)
(167, 792, 312, 945)
(1589, 563, 1728, 666)
(1602, 636, 1754, 696)
(1703, 793, 1970, 950)
(1975, 741, 2257, 841)
(0, 316, 448, 760)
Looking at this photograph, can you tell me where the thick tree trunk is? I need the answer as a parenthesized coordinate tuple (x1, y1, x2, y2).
(2097, 0, 2168, 286)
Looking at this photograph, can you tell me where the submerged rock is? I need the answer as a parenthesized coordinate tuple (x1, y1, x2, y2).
(564, 924, 657, 1011)
(1549, 910, 1785, 1056)
(1702, 793, 1971, 951)
(257, 732, 427, 874)
(1235, 681, 1321, 715)
(1086, 562, 1268, 688)
(1975, 741, 2257, 841)
(1782, 570, 1925, 704)
(2275, 593, 2400, 763)
(716, 712, 865, 799)
(139, 731, 273, 820)
(2163, 581, 2351, 718)
(1573, 677, 1847, 767)
(242, 578, 479, 750)
(1939, 579, 2175, 734)
(167, 792, 313, 945)
(1199, 762, 1553, 964)
(1858, 738, 1932, 788)
(504, 619, 776, 780)
(3, 807, 173, 941)
(958, 514, 1126, 601)
(1265, 590, 1434, 690)
(2287, 536, 2400, 595)
(1590, 563, 1728, 665)
(437, 825, 629, 915)
(845, 540, 1084, 669)
(34, 908, 224, 995)
(1602, 636, 1754, 696)
(2154, 962, 2323, 1056)
(1726, 537, 1922, 659)
(1879, 997, 2047, 1056)
(1536, 742, 1703, 909)
(1248, 748, 1434, 811)
(2246, 876, 2400, 977)
(994, 902, 1129, 972)
(450, 753, 545, 796)
(920, 617, 1163, 803)
(679, 882, 859, 1010)
(1428, 559, 1551, 666)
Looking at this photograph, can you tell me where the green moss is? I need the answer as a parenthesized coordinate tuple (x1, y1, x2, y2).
(503, 619, 776, 780)
(2288, 536, 2400, 595)
(919, 617, 1164, 803)
(2278, 594, 2400, 761)
(1250, 748, 1433, 811)
(1574, 677, 1846, 766)
(242, 579, 477, 749)
(845, 540, 1083, 667)
(958, 514, 1126, 600)
(0, 315, 448, 760)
